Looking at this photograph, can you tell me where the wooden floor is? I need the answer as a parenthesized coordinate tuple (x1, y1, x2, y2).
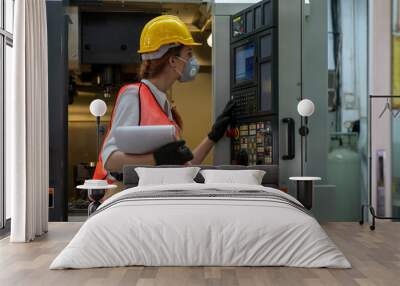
(0, 222, 399, 286)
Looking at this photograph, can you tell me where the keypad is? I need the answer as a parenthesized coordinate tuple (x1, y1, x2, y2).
(233, 89, 258, 117)
(231, 121, 274, 165)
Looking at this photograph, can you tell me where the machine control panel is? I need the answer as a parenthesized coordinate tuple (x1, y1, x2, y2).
(232, 88, 258, 117)
(231, 0, 276, 41)
(230, 0, 279, 167)
(231, 121, 274, 165)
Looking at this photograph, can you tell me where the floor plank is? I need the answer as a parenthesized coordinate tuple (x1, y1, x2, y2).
(0, 222, 398, 286)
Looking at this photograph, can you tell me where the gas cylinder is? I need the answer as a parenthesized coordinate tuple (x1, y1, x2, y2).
(327, 140, 361, 221)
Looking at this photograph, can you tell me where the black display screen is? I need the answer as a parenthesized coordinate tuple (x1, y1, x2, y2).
(235, 43, 255, 84)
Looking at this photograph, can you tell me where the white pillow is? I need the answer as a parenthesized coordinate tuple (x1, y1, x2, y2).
(200, 169, 266, 185)
(135, 167, 201, 186)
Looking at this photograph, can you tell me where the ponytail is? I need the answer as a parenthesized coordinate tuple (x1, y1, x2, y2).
(171, 106, 183, 130)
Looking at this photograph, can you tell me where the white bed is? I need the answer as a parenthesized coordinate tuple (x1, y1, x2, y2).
(50, 183, 350, 269)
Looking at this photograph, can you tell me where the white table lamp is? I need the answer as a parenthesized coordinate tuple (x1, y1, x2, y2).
(90, 99, 107, 117)
(89, 99, 107, 158)
(297, 99, 315, 117)
(297, 99, 315, 170)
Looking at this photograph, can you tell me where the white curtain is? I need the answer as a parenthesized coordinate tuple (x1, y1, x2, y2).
(7, 0, 49, 242)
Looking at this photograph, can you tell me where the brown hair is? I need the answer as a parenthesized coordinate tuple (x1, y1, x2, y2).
(139, 46, 183, 80)
(139, 45, 184, 129)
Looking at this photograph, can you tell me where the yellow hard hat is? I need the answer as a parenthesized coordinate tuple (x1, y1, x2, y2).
(138, 15, 201, 54)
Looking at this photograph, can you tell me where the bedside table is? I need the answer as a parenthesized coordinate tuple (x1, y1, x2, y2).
(77, 180, 117, 215)
(289, 177, 321, 210)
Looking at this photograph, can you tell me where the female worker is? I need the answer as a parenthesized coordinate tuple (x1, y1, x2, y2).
(93, 15, 235, 182)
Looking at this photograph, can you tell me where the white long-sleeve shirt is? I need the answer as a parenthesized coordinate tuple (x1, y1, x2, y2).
(101, 79, 174, 169)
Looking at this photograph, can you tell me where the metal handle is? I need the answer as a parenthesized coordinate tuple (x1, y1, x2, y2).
(282, 118, 295, 160)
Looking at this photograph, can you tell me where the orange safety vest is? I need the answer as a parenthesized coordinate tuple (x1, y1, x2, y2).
(93, 82, 180, 181)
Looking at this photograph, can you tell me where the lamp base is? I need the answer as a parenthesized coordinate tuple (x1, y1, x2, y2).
(87, 188, 106, 215)
(299, 126, 309, 136)
(297, 180, 313, 210)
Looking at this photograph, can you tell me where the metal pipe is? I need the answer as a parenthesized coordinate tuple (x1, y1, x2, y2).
(300, 0, 304, 176)
(96, 116, 100, 160)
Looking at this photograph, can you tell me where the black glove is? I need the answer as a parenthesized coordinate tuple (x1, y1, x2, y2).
(208, 100, 236, 142)
(153, 140, 193, 165)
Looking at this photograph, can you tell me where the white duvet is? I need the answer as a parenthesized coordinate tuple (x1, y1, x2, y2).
(50, 183, 351, 269)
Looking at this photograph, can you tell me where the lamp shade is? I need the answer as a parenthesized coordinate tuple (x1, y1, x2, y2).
(297, 99, 315, 117)
(89, 99, 107, 117)
(207, 33, 212, 47)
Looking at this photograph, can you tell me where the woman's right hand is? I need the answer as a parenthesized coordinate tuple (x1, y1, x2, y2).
(208, 100, 236, 142)
(153, 140, 194, 165)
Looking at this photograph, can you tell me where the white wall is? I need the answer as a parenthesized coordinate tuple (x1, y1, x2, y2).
(369, 0, 392, 217)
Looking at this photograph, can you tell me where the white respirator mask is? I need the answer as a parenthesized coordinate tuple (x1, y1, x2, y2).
(175, 56, 200, 82)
